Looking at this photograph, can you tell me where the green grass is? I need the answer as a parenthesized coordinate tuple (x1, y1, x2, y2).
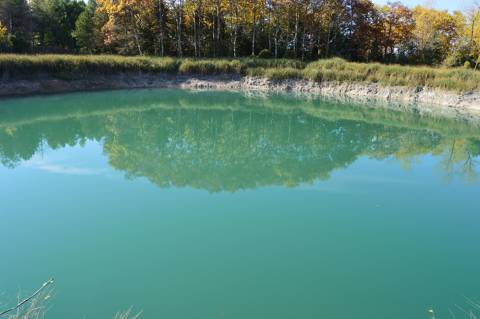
(178, 59, 243, 75)
(239, 57, 306, 69)
(1, 54, 480, 92)
(262, 67, 304, 80)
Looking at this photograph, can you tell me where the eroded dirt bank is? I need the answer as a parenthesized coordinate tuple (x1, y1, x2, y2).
(1, 73, 480, 119)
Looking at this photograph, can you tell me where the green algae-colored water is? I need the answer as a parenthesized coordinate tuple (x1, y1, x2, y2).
(0, 89, 479, 319)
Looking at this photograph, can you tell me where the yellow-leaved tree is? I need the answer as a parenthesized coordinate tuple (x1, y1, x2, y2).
(413, 6, 464, 64)
(96, 0, 146, 55)
(379, 2, 415, 61)
(0, 21, 8, 47)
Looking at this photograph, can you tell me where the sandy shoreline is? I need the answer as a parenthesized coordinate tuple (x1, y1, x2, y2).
(1, 73, 480, 119)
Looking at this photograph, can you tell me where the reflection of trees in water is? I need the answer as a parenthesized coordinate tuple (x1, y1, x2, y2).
(438, 138, 480, 183)
(0, 118, 104, 168)
(0, 90, 479, 190)
(105, 110, 371, 190)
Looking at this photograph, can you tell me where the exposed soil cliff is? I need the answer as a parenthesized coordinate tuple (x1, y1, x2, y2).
(1, 73, 480, 119)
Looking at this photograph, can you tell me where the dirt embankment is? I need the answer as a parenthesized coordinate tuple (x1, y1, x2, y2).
(1, 73, 480, 118)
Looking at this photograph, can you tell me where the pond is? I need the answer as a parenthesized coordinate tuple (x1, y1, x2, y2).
(0, 89, 479, 319)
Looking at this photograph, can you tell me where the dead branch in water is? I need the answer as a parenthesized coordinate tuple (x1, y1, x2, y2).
(0, 278, 54, 317)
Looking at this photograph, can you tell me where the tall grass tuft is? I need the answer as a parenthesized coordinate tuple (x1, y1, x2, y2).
(303, 58, 480, 92)
(263, 67, 304, 80)
(178, 59, 243, 75)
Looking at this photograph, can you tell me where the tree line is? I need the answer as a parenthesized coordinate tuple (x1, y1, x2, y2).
(1, 0, 480, 66)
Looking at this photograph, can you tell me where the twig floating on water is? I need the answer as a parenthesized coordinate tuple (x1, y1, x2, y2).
(0, 278, 54, 317)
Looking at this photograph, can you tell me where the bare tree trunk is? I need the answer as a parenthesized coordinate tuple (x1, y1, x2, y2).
(211, 1, 220, 57)
(194, 8, 198, 57)
(178, 12, 183, 57)
(123, 15, 129, 54)
(471, 17, 476, 50)
(126, 8, 143, 55)
(133, 29, 143, 55)
(157, 0, 165, 56)
(193, 0, 202, 57)
(230, 0, 238, 57)
(233, 28, 237, 56)
(301, 27, 306, 60)
(316, 31, 321, 57)
(274, 29, 279, 58)
(285, 5, 291, 54)
(325, 18, 333, 58)
(268, 1, 272, 51)
(215, 0, 221, 56)
(174, 0, 183, 57)
(384, 18, 392, 60)
(294, 1, 299, 58)
(251, 0, 257, 56)
(212, 10, 216, 57)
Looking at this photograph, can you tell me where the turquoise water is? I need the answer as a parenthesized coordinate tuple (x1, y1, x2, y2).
(0, 89, 479, 319)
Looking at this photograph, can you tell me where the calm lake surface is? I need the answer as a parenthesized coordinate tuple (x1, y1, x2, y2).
(1, 89, 479, 319)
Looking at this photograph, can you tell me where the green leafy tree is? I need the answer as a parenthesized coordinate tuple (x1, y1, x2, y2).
(0, 0, 32, 52)
(73, 0, 101, 53)
(31, 0, 85, 52)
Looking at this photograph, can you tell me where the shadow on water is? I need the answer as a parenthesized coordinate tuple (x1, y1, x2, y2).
(0, 88, 479, 191)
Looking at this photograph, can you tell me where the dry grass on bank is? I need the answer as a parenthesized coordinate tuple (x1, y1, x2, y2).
(302, 58, 480, 92)
(1, 54, 480, 92)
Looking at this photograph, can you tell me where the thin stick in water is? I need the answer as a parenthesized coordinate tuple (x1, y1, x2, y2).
(0, 278, 54, 317)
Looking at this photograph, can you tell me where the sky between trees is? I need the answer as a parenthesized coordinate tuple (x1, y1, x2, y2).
(373, 0, 473, 11)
